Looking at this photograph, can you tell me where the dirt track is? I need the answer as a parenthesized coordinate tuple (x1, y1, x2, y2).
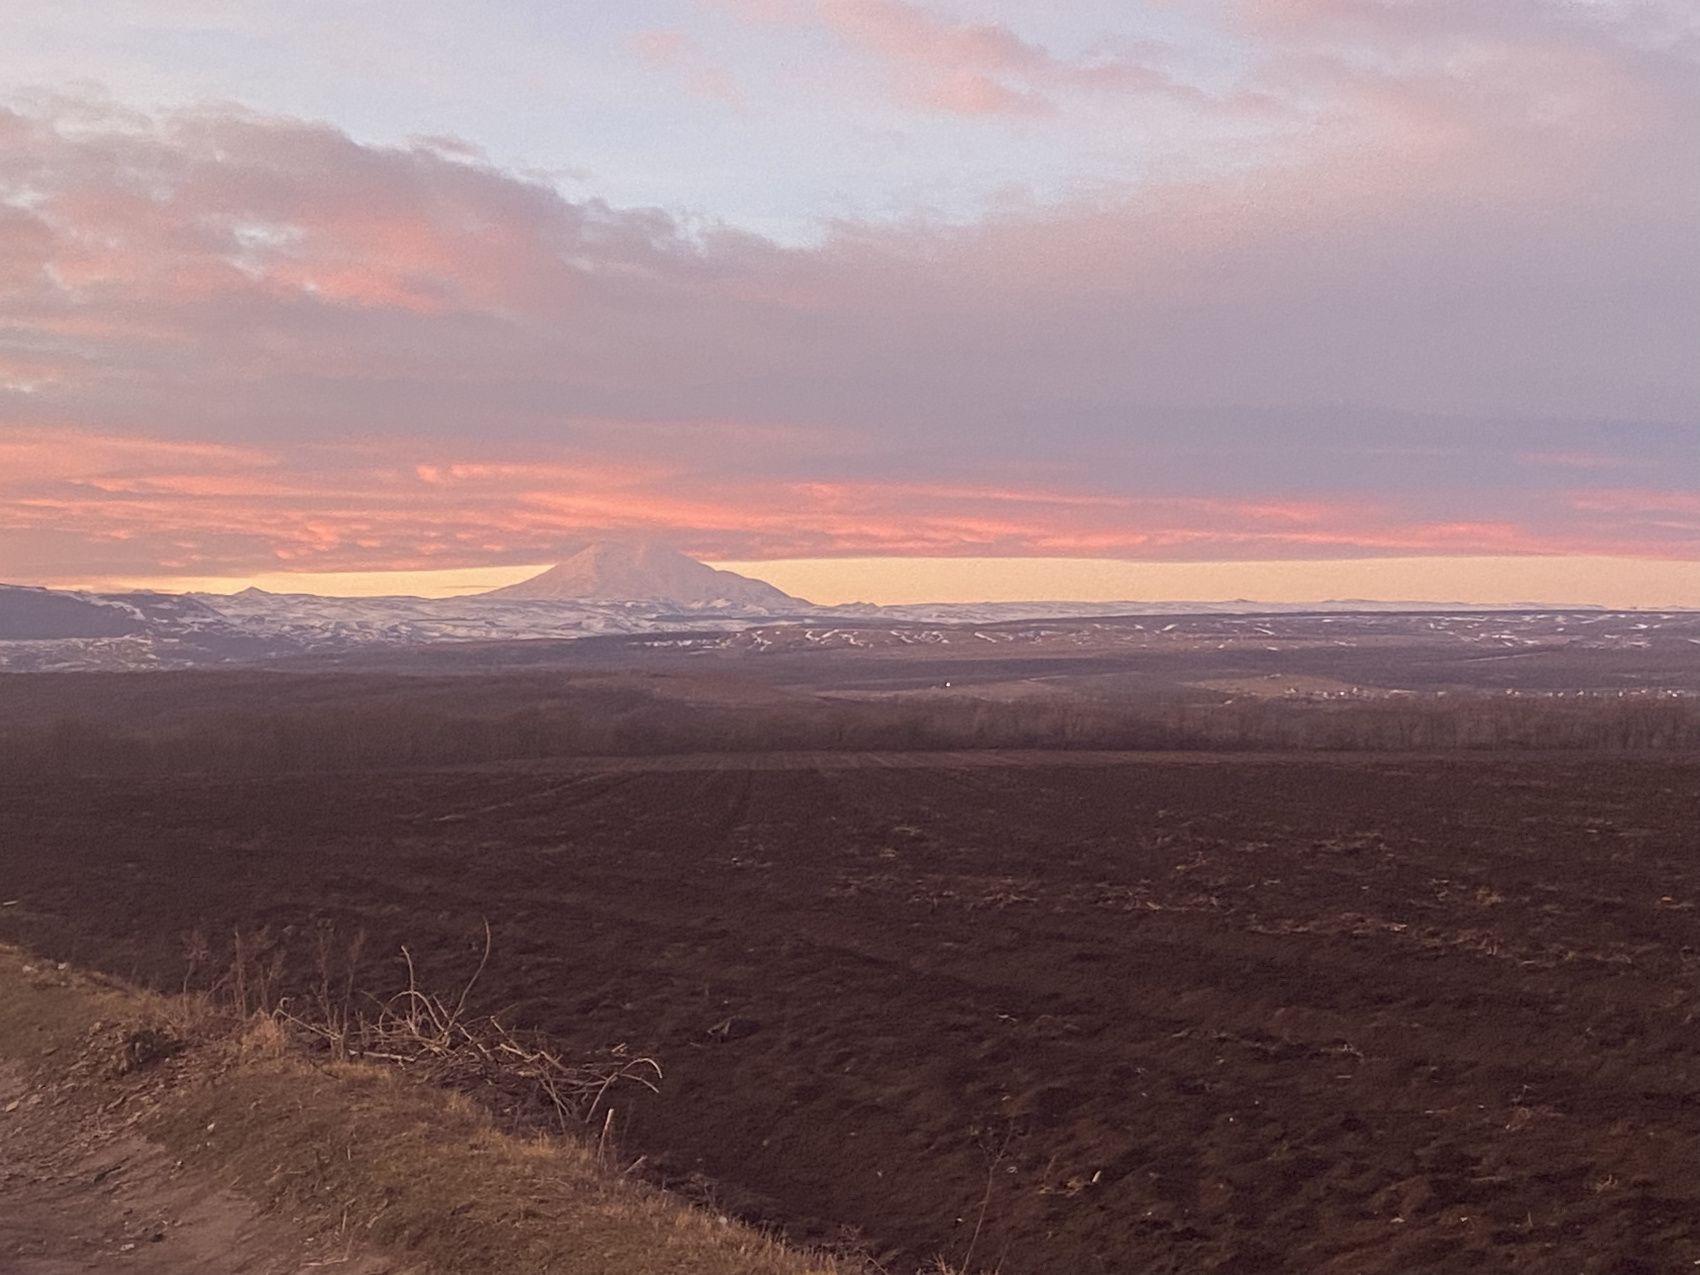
(4, 751, 1699, 1273)
(0, 1061, 399, 1275)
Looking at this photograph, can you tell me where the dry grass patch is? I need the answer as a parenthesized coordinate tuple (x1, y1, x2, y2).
(0, 946, 851, 1275)
(151, 1053, 842, 1275)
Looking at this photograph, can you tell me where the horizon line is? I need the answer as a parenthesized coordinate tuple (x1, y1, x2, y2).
(12, 552, 1700, 611)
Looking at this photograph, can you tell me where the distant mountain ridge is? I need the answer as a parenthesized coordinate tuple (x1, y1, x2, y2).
(481, 542, 806, 609)
(2, 554, 1679, 674)
(0, 584, 225, 641)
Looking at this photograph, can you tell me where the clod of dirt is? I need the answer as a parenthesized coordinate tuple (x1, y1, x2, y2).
(116, 1026, 184, 1075)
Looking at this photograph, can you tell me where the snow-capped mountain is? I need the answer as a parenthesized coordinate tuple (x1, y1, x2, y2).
(0, 585, 145, 640)
(0, 583, 271, 670)
(482, 541, 806, 609)
(0, 584, 228, 640)
(200, 587, 790, 647)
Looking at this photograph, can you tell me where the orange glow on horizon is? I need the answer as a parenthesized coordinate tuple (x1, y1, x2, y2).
(47, 555, 1700, 610)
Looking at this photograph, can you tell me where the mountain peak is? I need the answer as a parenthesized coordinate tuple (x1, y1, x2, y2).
(480, 541, 806, 609)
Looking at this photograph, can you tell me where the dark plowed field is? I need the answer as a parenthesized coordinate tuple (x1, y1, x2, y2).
(3, 753, 1698, 1273)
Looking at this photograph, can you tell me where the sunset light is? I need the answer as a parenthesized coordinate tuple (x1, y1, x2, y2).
(2, 0, 1694, 601)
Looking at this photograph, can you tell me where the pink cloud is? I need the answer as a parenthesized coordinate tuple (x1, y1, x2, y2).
(731, 0, 1203, 115)
(13, 451, 1700, 581)
(5, 427, 1688, 581)
(1569, 489, 1700, 519)
(0, 40, 1695, 584)
(1, 101, 697, 334)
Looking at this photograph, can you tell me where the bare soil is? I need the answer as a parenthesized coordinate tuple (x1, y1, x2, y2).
(0, 977, 408, 1275)
(3, 751, 1699, 1273)
(0, 1060, 403, 1274)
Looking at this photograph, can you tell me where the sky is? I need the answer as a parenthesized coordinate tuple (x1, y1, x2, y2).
(1, 0, 1697, 604)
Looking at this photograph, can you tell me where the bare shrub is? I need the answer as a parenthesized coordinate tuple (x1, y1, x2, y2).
(280, 922, 662, 1132)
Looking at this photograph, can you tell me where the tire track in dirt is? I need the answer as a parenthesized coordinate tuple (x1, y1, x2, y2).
(421, 770, 643, 824)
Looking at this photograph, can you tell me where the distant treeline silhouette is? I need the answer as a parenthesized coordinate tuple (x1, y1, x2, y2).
(0, 672, 1695, 774)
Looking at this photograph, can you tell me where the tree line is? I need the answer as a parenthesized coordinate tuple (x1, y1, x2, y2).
(2, 688, 1696, 776)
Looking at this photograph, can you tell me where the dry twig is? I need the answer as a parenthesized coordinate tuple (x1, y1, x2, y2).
(279, 922, 661, 1131)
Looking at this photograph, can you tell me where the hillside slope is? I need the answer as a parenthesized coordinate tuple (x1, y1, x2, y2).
(0, 947, 852, 1275)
